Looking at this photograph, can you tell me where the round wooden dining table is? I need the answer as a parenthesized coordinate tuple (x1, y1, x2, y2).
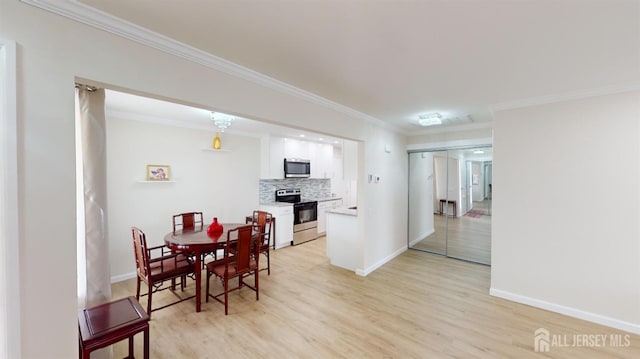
(164, 223, 246, 312)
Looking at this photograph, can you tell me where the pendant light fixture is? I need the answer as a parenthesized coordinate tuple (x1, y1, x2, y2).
(211, 112, 233, 132)
(210, 112, 234, 150)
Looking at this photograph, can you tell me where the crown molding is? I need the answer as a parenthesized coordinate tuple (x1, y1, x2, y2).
(489, 84, 640, 113)
(21, 0, 403, 134)
(406, 137, 493, 152)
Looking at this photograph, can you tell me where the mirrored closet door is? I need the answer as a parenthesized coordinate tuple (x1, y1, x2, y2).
(408, 147, 492, 265)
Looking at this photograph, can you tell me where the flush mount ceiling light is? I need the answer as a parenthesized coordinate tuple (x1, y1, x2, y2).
(210, 112, 234, 132)
(418, 113, 442, 126)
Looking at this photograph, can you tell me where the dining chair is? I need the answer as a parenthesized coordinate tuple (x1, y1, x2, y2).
(131, 227, 196, 318)
(172, 212, 216, 266)
(250, 210, 274, 275)
(172, 211, 204, 233)
(205, 224, 259, 315)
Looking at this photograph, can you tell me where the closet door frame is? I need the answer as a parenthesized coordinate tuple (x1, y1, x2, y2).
(407, 139, 492, 264)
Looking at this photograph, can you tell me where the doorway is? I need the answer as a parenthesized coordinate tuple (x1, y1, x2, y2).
(408, 147, 492, 265)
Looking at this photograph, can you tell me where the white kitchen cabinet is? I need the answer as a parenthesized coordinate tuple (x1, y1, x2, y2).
(317, 198, 343, 235)
(332, 145, 343, 179)
(261, 135, 337, 179)
(319, 143, 334, 178)
(260, 135, 285, 179)
(284, 138, 309, 159)
(310, 142, 333, 178)
(259, 203, 294, 249)
(326, 208, 358, 271)
(269, 136, 285, 179)
(343, 139, 358, 180)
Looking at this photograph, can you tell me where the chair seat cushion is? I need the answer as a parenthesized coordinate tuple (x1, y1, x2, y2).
(204, 258, 226, 270)
(148, 255, 193, 281)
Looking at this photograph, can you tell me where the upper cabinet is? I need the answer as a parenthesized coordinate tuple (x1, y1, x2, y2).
(269, 136, 285, 179)
(309, 142, 333, 179)
(284, 138, 310, 159)
(260, 135, 338, 179)
(342, 139, 358, 180)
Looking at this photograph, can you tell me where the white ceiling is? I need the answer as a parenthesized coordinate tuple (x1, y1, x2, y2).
(82, 0, 640, 135)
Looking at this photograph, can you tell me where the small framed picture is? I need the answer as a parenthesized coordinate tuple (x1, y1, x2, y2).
(146, 164, 171, 181)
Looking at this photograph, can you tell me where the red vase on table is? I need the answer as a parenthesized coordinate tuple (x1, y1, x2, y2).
(207, 217, 223, 236)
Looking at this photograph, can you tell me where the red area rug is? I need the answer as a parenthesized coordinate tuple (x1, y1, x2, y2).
(464, 208, 487, 218)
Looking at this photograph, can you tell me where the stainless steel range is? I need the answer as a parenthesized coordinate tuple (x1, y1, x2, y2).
(275, 188, 318, 245)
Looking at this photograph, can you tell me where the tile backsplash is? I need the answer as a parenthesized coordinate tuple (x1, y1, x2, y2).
(259, 178, 331, 203)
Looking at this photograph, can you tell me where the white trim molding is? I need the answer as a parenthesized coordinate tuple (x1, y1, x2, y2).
(111, 271, 137, 284)
(20, 0, 402, 135)
(356, 246, 407, 277)
(490, 288, 640, 335)
(489, 84, 640, 113)
(413, 121, 493, 136)
(0, 38, 21, 359)
(406, 137, 493, 153)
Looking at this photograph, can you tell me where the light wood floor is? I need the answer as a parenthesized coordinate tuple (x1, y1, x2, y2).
(412, 201, 491, 264)
(112, 236, 639, 358)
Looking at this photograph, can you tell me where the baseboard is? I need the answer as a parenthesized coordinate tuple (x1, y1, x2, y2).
(409, 228, 435, 247)
(275, 241, 292, 250)
(356, 245, 407, 276)
(111, 271, 136, 283)
(490, 288, 640, 335)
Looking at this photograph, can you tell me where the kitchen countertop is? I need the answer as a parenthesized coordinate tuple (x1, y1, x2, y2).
(306, 196, 343, 202)
(262, 197, 342, 205)
(259, 202, 294, 207)
(326, 207, 357, 216)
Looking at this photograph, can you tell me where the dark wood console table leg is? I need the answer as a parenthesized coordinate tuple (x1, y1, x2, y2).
(438, 199, 457, 217)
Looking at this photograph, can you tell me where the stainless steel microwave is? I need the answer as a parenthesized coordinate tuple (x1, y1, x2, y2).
(284, 158, 311, 178)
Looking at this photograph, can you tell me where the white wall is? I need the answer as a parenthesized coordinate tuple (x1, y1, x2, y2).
(360, 128, 408, 275)
(471, 161, 482, 202)
(491, 90, 640, 333)
(106, 117, 261, 280)
(457, 155, 467, 214)
(408, 152, 434, 245)
(434, 155, 447, 206)
(2, 2, 408, 357)
(433, 154, 461, 216)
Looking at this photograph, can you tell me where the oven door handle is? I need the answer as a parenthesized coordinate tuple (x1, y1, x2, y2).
(294, 201, 318, 209)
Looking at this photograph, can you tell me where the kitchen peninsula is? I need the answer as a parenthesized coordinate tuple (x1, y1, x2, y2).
(326, 206, 358, 271)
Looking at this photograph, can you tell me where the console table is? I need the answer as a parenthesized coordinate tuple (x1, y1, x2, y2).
(78, 296, 150, 359)
(438, 199, 457, 217)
